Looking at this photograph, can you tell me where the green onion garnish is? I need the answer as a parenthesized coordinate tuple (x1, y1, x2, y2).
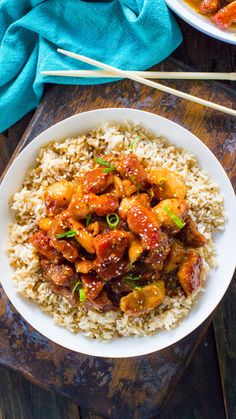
(130, 175, 136, 184)
(102, 164, 115, 173)
(72, 281, 82, 294)
(134, 285, 142, 290)
(129, 138, 138, 150)
(124, 274, 141, 284)
(95, 157, 115, 173)
(95, 157, 110, 167)
(85, 214, 91, 227)
(106, 213, 120, 229)
(56, 229, 77, 239)
(163, 206, 185, 229)
(79, 288, 86, 302)
(72, 282, 86, 302)
(137, 181, 141, 194)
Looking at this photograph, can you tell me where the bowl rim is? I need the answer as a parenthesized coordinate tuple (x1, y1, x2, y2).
(1, 107, 236, 358)
(165, 0, 236, 45)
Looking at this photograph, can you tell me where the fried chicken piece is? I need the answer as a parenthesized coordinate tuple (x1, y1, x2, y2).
(85, 289, 115, 312)
(178, 217, 206, 248)
(177, 250, 203, 295)
(44, 180, 75, 216)
(68, 193, 91, 220)
(128, 238, 144, 264)
(153, 198, 189, 235)
(113, 175, 124, 198)
(120, 282, 166, 316)
(94, 230, 130, 263)
(211, 1, 236, 29)
(87, 193, 119, 217)
(148, 167, 186, 200)
(82, 168, 114, 194)
(119, 193, 151, 220)
(80, 274, 104, 300)
(145, 231, 170, 270)
(108, 278, 134, 295)
(200, 0, 220, 14)
(65, 217, 95, 254)
(117, 154, 148, 189)
(94, 259, 130, 281)
(127, 204, 162, 249)
(52, 285, 78, 306)
(37, 217, 53, 232)
(164, 239, 186, 273)
(29, 231, 60, 262)
(75, 260, 94, 274)
(122, 179, 137, 197)
(40, 259, 78, 287)
(50, 238, 79, 263)
(47, 213, 80, 262)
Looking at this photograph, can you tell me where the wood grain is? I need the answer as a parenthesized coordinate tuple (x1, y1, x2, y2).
(173, 19, 236, 80)
(213, 279, 236, 419)
(0, 366, 80, 419)
(160, 324, 226, 419)
(0, 57, 235, 418)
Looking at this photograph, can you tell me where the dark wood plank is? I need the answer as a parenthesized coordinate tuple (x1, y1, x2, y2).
(0, 366, 80, 419)
(157, 324, 226, 419)
(0, 112, 34, 174)
(173, 19, 236, 77)
(80, 409, 105, 419)
(213, 276, 236, 419)
(79, 325, 226, 419)
(0, 57, 235, 418)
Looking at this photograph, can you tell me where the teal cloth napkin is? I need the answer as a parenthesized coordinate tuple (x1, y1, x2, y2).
(0, 0, 182, 132)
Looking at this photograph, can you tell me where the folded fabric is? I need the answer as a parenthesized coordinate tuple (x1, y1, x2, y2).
(0, 0, 182, 132)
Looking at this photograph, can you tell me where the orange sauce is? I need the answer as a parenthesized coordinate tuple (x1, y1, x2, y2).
(182, 0, 236, 31)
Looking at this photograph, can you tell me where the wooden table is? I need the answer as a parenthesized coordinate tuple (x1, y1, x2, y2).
(0, 18, 235, 419)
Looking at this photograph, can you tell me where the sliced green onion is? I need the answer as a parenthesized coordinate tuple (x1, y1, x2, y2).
(129, 138, 138, 150)
(72, 282, 86, 302)
(72, 281, 82, 294)
(85, 214, 91, 227)
(95, 157, 110, 167)
(124, 274, 141, 284)
(163, 206, 185, 229)
(106, 213, 120, 229)
(134, 285, 142, 290)
(137, 181, 141, 194)
(79, 288, 86, 302)
(130, 175, 136, 184)
(56, 229, 77, 239)
(102, 164, 115, 173)
(95, 157, 115, 173)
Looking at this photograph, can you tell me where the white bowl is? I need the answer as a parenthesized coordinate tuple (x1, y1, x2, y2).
(0, 108, 235, 358)
(166, 0, 236, 45)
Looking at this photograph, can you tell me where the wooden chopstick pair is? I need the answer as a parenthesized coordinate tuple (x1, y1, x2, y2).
(41, 48, 236, 116)
(41, 69, 236, 81)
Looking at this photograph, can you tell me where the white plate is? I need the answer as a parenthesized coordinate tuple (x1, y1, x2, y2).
(166, 0, 236, 45)
(0, 108, 235, 358)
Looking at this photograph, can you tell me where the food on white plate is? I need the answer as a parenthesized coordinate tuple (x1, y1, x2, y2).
(184, 0, 236, 30)
(6, 123, 224, 339)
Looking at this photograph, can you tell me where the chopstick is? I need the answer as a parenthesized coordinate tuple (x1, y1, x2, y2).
(43, 48, 236, 117)
(41, 69, 236, 81)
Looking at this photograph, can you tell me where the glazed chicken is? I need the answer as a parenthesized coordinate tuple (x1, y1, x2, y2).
(30, 153, 206, 316)
(199, 0, 236, 29)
